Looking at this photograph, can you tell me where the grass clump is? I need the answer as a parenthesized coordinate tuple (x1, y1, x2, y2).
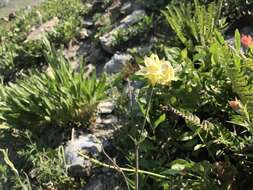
(0, 39, 107, 129)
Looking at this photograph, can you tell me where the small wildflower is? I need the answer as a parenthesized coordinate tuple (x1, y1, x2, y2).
(138, 54, 176, 86)
(229, 98, 240, 111)
(241, 34, 253, 48)
(46, 66, 55, 79)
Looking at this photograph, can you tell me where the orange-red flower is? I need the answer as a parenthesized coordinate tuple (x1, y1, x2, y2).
(241, 35, 253, 48)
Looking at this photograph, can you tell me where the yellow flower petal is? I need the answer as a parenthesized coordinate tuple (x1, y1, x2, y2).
(137, 54, 176, 86)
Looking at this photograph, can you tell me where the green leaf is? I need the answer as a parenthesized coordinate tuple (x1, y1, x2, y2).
(178, 131, 195, 141)
(161, 169, 179, 176)
(235, 29, 241, 51)
(181, 48, 188, 59)
(154, 114, 166, 128)
(0, 124, 9, 129)
(194, 144, 206, 151)
(170, 159, 191, 171)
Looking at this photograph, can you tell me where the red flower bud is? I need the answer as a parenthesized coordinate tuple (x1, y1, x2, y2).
(229, 100, 239, 111)
(241, 35, 253, 48)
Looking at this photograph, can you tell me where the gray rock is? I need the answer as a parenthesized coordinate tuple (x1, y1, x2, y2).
(0, 0, 9, 8)
(83, 19, 94, 28)
(120, 10, 145, 25)
(25, 17, 59, 42)
(104, 52, 133, 74)
(84, 0, 103, 11)
(97, 101, 115, 114)
(65, 134, 103, 177)
(107, 0, 121, 22)
(82, 171, 121, 190)
(120, 1, 132, 14)
(99, 10, 146, 53)
(86, 47, 103, 64)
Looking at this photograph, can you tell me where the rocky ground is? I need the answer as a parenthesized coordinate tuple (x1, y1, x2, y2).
(21, 0, 152, 189)
(2, 0, 253, 189)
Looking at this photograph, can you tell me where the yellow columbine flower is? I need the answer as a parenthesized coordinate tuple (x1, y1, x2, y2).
(138, 54, 176, 86)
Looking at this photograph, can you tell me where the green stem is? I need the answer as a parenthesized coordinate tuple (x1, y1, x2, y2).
(135, 87, 154, 190)
(78, 152, 170, 180)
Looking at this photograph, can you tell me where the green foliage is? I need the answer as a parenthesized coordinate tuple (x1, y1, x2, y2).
(3, 0, 253, 189)
(18, 144, 81, 190)
(227, 32, 253, 119)
(0, 40, 108, 129)
(0, 0, 87, 80)
(162, 0, 226, 50)
(0, 164, 9, 190)
(166, 105, 248, 152)
(0, 149, 32, 190)
(138, 0, 172, 10)
(0, 139, 82, 190)
(111, 15, 153, 48)
(162, 159, 220, 190)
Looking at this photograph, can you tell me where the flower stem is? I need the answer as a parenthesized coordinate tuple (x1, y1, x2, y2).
(78, 152, 170, 180)
(136, 87, 154, 190)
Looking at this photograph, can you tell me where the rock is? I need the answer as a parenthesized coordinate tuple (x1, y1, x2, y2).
(0, 0, 9, 8)
(107, 0, 121, 22)
(95, 12, 111, 27)
(99, 10, 146, 53)
(120, 1, 132, 14)
(67, 42, 104, 66)
(104, 52, 133, 74)
(64, 97, 123, 179)
(84, 45, 104, 64)
(84, 0, 103, 12)
(65, 134, 103, 177)
(97, 101, 115, 114)
(25, 17, 59, 42)
(83, 19, 94, 28)
(82, 171, 121, 190)
(120, 10, 146, 25)
(96, 115, 118, 125)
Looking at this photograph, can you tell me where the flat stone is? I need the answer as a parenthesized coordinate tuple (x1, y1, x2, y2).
(83, 19, 94, 28)
(0, 0, 9, 8)
(107, 0, 121, 22)
(65, 134, 103, 177)
(120, 1, 132, 14)
(97, 101, 115, 114)
(120, 10, 145, 25)
(82, 172, 121, 190)
(25, 17, 59, 42)
(104, 53, 133, 74)
(99, 10, 146, 53)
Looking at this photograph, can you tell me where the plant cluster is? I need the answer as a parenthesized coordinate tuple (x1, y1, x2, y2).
(0, 39, 107, 130)
(0, 0, 87, 81)
(2, 0, 253, 189)
(111, 15, 153, 49)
